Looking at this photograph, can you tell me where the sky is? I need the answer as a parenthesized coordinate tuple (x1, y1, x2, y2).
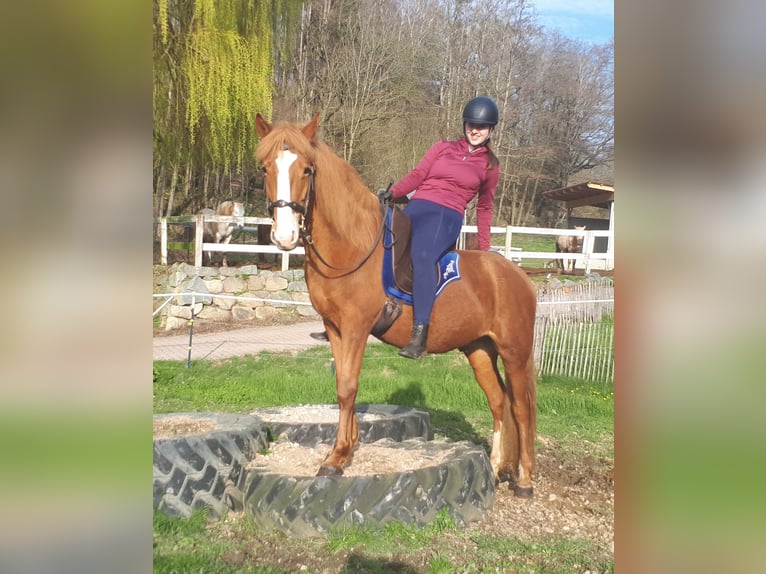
(530, 0, 614, 45)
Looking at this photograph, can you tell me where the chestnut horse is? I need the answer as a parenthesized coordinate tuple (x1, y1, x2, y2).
(255, 114, 538, 497)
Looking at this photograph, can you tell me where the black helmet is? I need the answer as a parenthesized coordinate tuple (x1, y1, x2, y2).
(462, 96, 499, 127)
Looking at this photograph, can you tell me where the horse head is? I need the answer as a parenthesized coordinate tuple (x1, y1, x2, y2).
(255, 113, 320, 251)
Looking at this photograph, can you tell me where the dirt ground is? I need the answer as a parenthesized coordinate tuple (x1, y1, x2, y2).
(205, 435, 614, 572)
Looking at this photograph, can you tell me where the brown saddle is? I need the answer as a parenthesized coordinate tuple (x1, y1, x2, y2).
(389, 206, 414, 293)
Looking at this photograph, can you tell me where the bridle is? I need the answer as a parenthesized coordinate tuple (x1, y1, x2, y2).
(266, 152, 388, 276)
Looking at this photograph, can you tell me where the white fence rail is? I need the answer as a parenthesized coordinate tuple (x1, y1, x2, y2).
(156, 215, 614, 272)
(459, 225, 614, 272)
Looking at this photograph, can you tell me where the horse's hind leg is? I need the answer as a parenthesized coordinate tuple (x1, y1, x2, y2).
(463, 341, 518, 482)
(501, 353, 537, 497)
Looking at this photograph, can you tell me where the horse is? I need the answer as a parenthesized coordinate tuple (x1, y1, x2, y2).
(198, 200, 245, 266)
(555, 226, 585, 273)
(254, 113, 538, 497)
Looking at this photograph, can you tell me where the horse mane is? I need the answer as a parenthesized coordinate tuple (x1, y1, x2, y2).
(256, 120, 379, 252)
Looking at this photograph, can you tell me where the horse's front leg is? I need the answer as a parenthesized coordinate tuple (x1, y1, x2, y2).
(316, 330, 368, 476)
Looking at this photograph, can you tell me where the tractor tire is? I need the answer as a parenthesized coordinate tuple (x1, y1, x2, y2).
(153, 412, 268, 518)
(240, 437, 495, 538)
(250, 403, 433, 446)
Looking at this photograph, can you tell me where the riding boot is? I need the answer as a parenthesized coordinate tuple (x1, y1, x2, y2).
(398, 323, 429, 359)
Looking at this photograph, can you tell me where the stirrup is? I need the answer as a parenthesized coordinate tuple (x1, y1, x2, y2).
(398, 343, 426, 360)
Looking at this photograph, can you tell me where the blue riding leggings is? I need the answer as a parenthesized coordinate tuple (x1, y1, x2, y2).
(403, 199, 464, 325)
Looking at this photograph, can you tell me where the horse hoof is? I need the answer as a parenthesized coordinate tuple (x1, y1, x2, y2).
(514, 486, 534, 498)
(317, 465, 344, 477)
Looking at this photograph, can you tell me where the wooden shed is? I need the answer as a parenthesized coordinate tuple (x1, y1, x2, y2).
(542, 181, 614, 257)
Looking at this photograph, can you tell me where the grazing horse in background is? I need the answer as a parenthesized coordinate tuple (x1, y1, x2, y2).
(255, 113, 538, 497)
(555, 226, 585, 273)
(198, 200, 245, 266)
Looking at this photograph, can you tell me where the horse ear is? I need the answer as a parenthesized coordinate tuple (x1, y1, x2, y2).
(302, 113, 320, 141)
(255, 113, 271, 138)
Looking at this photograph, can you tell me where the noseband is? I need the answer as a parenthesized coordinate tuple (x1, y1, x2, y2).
(267, 198, 307, 216)
(266, 150, 314, 217)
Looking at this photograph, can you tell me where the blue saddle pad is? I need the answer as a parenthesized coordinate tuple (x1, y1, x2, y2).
(381, 207, 462, 305)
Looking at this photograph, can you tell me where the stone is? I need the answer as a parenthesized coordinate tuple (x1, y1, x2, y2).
(287, 281, 308, 292)
(219, 267, 240, 278)
(164, 316, 188, 331)
(232, 306, 255, 321)
(204, 279, 224, 294)
(247, 276, 265, 291)
(176, 277, 211, 304)
(296, 306, 318, 317)
(265, 276, 289, 291)
(255, 306, 278, 320)
(169, 270, 187, 288)
(213, 296, 236, 310)
(239, 265, 259, 276)
(196, 306, 231, 321)
(169, 304, 202, 319)
(222, 276, 247, 293)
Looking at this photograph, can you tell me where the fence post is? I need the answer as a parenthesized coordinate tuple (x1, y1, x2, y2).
(504, 226, 513, 261)
(160, 218, 168, 265)
(583, 230, 595, 274)
(194, 213, 205, 267)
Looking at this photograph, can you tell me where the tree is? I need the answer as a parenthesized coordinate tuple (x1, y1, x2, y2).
(153, 0, 297, 217)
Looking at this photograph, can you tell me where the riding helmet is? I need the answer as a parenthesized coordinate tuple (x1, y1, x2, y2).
(462, 96, 499, 127)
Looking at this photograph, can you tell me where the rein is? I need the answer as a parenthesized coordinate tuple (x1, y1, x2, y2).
(302, 200, 388, 275)
(302, 170, 388, 275)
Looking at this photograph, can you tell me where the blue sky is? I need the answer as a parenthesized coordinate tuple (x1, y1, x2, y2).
(530, 0, 614, 45)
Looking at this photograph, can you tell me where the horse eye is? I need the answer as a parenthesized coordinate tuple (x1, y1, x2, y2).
(303, 167, 312, 176)
(261, 165, 267, 173)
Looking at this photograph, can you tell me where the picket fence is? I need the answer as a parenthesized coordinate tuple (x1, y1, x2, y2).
(534, 278, 614, 383)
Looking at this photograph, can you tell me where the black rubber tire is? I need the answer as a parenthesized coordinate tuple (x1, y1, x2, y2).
(153, 412, 268, 518)
(240, 438, 496, 538)
(153, 407, 496, 535)
(250, 403, 433, 446)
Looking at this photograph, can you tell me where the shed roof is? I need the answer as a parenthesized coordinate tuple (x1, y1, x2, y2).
(542, 181, 614, 209)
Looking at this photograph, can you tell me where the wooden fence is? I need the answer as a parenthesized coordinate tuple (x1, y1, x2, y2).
(156, 215, 614, 272)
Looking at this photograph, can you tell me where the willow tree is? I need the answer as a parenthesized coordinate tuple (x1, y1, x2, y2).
(154, 0, 281, 217)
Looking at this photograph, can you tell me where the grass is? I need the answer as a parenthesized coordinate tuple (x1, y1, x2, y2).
(154, 507, 612, 574)
(153, 343, 613, 573)
(154, 343, 613, 449)
(499, 231, 559, 270)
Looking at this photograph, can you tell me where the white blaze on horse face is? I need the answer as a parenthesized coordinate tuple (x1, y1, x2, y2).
(272, 149, 301, 249)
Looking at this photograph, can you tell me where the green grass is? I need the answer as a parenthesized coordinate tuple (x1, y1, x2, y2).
(154, 508, 612, 574)
(153, 343, 613, 573)
(499, 232, 558, 269)
(504, 232, 556, 253)
(154, 510, 286, 574)
(154, 343, 613, 448)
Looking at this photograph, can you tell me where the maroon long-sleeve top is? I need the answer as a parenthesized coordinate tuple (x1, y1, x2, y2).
(390, 138, 498, 250)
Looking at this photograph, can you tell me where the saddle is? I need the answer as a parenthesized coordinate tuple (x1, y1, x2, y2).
(371, 206, 462, 338)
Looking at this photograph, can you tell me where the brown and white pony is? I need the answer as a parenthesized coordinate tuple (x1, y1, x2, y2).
(198, 200, 245, 266)
(555, 226, 585, 273)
